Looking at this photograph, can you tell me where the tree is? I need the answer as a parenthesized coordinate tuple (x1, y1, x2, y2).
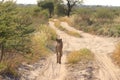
(37, 0, 54, 18)
(0, 1, 34, 62)
(65, 0, 83, 17)
(54, 3, 67, 16)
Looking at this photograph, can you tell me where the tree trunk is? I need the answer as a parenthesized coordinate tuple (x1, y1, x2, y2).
(67, 8, 71, 17)
(66, 0, 77, 17)
(49, 10, 52, 18)
(67, 1, 71, 17)
(0, 43, 4, 62)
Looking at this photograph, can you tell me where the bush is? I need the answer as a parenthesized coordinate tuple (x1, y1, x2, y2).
(54, 4, 66, 16)
(67, 48, 94, 64)
(71, 7, 120, 37)
(96, 25, 120, 37)
(109, 25, 120, 37)
(31, 25, 57, 57)
(0, 2, 55, 79)
(40, 10, 49, 18)
(59, 16, 74, 26)
(94, 8, 115, 23)
(0, 66, 19, 79)
(112, 42, 120, 66)
(0, 63, 7, 71)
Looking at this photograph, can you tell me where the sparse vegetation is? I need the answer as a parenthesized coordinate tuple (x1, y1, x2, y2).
(72, 7, 120, 37)
(0, 1, 57, 79)
(59, 16, 74, 26)
(64, 29, 81, 37)
(112, 42, 120, 66)
(53, 19, 81, 37)
(1, 0, 120, 79)
(31, 24, 57, 57)
(67, 48, 94, 64)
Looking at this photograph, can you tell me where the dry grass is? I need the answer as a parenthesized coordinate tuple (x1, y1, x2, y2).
(53, 20, 81, 37)
(49, 18, 54, 21)
(31, 32, 51, 58)
(31, 24, 57, 58)
(112, 42, 120, 66)
(0, 53, 33, 78)
(64, 30, 82, 38)
(0, 50, 50, 79)
(1, 43, 52, 77)
(59, 16, 74, 26)
(0, 24, 57, 78)
(53, 19, 61, 28)
(67, 48, 94, 64)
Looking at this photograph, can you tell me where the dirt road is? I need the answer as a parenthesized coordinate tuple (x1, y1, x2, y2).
(59, 21, 120, 80)
(20, 20, 120, 80)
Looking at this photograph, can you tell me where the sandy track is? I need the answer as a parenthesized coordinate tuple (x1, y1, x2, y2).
(59, 22, 120, 80)
(20, 21, 68, 80)
(35, 54, 67, 80)
(20, 20, 120, 80)
(20, 54, 67, 80)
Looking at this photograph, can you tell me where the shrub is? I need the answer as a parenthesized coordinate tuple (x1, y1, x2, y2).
(0, 1, 54, 79)
(109, 25, 120, 37)
(54, 20, 61, 28)
(40, 10, 49, 18)
(94, 8, 114, 23)
(77, 8, 92, 21)
(59, 16, 74, 26)
(112, 42, 120, 66)
(67, 48, 94, 64)
(0, 66, 19, 79)
(54, 4, 66, 16)
(31, 25, 57, 57)
(0, 63, 7, 71)
(72, 7, 120, 37)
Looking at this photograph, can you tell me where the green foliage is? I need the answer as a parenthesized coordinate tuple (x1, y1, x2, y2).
(40, 10, 49, 18)
(54, 4, 67, 16)
(0, 63, 7, 71)
(76, 8, 93, 25)
(0, 1, 35, 61)
(94, 8, 114, 22)
(37, 0, 54, 18)
(0, 1, 56, 79)
(108, 25, 120, 37)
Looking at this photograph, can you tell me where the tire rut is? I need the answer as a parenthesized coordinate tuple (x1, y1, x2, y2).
(50, 21, 120, 80)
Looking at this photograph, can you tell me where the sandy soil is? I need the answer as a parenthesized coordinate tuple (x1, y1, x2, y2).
(19, 20, 120, 80)
(59, 21, 120, 80)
